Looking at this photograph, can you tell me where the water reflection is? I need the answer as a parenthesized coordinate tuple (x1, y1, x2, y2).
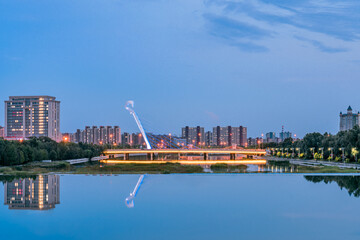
(125, 175, 144, 208)
(4, 175, 60, 210)
(305, 176, 360, 197)
(254, 160, 298, 173)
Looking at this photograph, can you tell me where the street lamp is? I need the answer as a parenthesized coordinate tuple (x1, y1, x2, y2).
(339, 148, 345, 162)
(319, 148, 324, 160)
(290, 148, 294, 158)
(328, 147, 333, 161)
(309, 147, 315, 160)
(296, 148, 301, 158)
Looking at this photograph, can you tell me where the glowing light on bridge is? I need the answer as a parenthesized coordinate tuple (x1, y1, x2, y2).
(101, 160, 267, 165)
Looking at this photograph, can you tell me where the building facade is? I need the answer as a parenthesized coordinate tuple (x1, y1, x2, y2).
(0, 126, 4, 138)
(122, 132, 133, 146)
(5, 96, 60, 141)
(181, 126, 205, 146)
(205, 131, 213, 146)
(212, 126, 247, 147)
(279, 131, 292, 141)
(71, 126, 121, 145)
(340, 106, 360, 131)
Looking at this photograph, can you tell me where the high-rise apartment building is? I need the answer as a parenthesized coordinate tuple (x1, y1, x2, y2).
(266, 132, 277, 143)
(0, 126, 4, 138)
(122, 132, 133, 146)
(205, 131, 213, 146)
(71, 126, 121, 145)
(279, 131, 292, 141)
(5, 96, 60, 141)
(340, 106, 360, 131)
(181, 126, 205, 146)
(212, 126, 247, 147)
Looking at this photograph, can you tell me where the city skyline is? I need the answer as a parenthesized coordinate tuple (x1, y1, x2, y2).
(1, 94, 356, 138)
(2, 1, 360, 137)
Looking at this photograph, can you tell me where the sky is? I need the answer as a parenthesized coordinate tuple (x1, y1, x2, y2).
(1, 0, 360, 137)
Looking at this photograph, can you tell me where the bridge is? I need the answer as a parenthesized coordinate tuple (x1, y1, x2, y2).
(104, 101, 267, 165)
(103, 148, 266, 162)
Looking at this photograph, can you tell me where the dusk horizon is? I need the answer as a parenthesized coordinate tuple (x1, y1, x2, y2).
(2, 1, 360, 239)
(2, 0, 360, 137)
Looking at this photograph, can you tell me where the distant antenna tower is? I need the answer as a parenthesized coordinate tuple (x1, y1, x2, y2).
(125, 101, 152, 149)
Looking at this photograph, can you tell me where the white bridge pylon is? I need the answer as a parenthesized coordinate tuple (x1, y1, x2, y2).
(125, 101, 152, 149)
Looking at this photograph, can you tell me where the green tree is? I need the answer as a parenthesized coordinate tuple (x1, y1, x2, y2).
(3, 145, 18, 166)
(49, 150, 58, 160)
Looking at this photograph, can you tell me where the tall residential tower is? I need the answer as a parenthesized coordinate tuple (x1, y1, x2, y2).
(5, 96, 60, 141)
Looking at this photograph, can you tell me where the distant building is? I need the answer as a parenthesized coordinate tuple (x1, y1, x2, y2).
(212, 126, 247, 147)
(71, 126, 121, 145)
(279, 131, 292, 141)
(205, 131, 213, 146)
(265, 132, 277, 143)
(181, 126, 205, 146)
(5, 96, 60, 141)
(340, 106, 360, 131)
(122, 132, 133, 146)
(4, 175, 60, 210)
(132, 133, 146, 146)
(247, 137, 262, 147)
(0, 126, 4, 138)
(266, 132, 276, 140)
(146, 133, 185, 148)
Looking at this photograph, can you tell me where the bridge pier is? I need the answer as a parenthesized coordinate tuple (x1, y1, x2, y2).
(178, 153, 180, 160)
(146, 153, 155, 160)
(204, 153, 208, 160)
(124, 153, 130, 160)
(230, 153, 236, 160)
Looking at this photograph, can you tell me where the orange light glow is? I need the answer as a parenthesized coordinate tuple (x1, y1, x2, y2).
(101, 159, 267, 165)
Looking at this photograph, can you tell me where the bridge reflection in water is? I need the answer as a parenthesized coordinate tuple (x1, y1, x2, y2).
(257, 165, 298, 173)
(4, 175, 60, 210)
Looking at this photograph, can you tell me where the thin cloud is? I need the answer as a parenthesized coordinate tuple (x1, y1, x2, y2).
(205, 0, 360, 41)
(294, 36, 347, 53)
(203, 13, 270, 52)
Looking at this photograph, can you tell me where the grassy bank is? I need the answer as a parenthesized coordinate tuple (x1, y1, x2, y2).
(0, 161, 204, 175)
(75, 162, 204, 174)
(1, 161, 360, 176)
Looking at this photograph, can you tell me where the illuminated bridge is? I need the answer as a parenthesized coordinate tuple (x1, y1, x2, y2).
(102, 148, 267, 165)
(109, 101, 267, 165)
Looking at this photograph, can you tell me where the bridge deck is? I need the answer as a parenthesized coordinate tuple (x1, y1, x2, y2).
(104, 149, 266, 156)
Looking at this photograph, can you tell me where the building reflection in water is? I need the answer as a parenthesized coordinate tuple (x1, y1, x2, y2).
(4, 175, 60, 210)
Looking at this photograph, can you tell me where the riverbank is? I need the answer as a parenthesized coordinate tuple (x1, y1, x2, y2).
(266, 156, 360, 169)
(0, 161, 205, 175)
(1, 159, 360, 175)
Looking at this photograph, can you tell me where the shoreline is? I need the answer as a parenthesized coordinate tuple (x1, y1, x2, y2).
(266, 156, 360, 169)
(1, 158, 360, 176)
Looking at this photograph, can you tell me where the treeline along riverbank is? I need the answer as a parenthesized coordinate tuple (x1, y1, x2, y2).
(264, 126, 360, 162)
(0, 137, 104, 166)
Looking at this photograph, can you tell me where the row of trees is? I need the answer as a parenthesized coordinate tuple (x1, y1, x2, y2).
(0, 137, 104, 166)
(264, 126, 360, 162)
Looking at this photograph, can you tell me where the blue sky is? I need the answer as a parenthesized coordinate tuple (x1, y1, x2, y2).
(1, 0, 360, 137)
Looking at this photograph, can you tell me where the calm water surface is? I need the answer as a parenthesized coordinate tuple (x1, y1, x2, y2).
(1, 174, 360, 240)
